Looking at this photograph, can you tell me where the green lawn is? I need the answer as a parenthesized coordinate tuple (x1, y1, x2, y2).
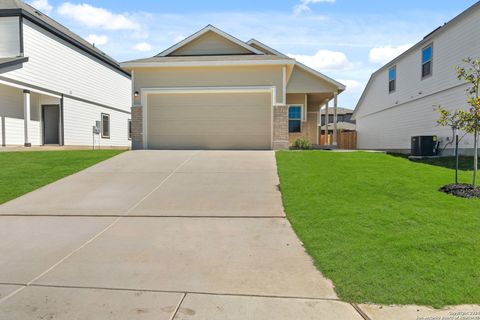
(276, 151, 480, 308)
(0, 150, 124, 204)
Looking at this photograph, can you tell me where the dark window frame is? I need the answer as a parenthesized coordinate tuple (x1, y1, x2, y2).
(288, 105, 302, 133)
(128, 119, 132, 140)
(421, 44, 433, 79)
(388, 65, 396, 93)
(101, 113, 110, 139)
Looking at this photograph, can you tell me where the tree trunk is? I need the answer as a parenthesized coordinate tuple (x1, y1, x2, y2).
(474, 130, 478, 187)
(455, 134, 459, 184)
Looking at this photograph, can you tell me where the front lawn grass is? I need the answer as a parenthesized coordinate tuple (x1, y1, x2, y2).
(276, 151, 480, 308)
(0, 150, 124, 204)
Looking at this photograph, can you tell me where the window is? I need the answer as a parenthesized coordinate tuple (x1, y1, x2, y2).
(101, 113, 110, 138)
(388, 66, 396, 93)
(288, 106, 302, 133)
(422, 45, 433, 78)
(128, 119, 132, 140)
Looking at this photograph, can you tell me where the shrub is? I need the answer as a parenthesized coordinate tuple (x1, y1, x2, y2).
(293, 138, 312, 150)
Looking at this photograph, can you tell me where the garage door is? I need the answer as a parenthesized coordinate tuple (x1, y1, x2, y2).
(146, 91, 272, 150)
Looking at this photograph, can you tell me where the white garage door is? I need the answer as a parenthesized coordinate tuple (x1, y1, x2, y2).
(146, 91, 272, 150)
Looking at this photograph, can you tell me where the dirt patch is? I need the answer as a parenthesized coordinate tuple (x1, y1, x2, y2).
(439, 184, 480, 199)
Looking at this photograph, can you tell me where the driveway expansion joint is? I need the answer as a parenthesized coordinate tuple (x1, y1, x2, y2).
(169, 293, 187, 320)
(26, 283, 340, 302)
(125, 151, 201, 214)
(351, 303, 372, 320)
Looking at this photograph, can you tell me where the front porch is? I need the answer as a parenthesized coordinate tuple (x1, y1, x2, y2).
(285, 92, 341, 148)
(0, 82, 63, 147)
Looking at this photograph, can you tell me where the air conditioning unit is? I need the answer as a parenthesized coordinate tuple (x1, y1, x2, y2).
(411, 136, 438, 157)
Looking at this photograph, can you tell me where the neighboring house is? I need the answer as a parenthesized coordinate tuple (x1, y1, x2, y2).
(0, 0, 131, 148)
(320, 107, 356, 132)
(122, 25, 345, 150)
(320, 107, 356, 147)
(354, 1, 480, 155)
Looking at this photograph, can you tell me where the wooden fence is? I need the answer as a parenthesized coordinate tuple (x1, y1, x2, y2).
(337, 131, 357, 150)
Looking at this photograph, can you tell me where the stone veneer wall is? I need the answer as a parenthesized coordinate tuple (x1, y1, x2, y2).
(289, 112, 319, 145)
(272, 105, 289, 150)
(131, 106, 143, 150)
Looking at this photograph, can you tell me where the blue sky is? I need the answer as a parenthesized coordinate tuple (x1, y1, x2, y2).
(30, 0, 478, 108)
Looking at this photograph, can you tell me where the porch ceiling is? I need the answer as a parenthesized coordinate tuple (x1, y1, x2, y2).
(306, 93, 334, 106)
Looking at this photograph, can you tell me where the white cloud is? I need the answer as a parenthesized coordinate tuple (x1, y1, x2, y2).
(57, 2, 140, 31)
(289, 50, 350, 71)
(29, 0, 53, 14)
(133, 42, 153, 52)
(85, 34, 108, 46)
(338, 79, 364, 92)
(294, 0, 336, 15)
(369, 44, 413, 65)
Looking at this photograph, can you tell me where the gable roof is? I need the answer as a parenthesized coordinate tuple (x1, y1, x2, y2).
(157, 25, 265, 57)
(0, 0, 129, 77)
(123, 26, 345, 92)
(295, 61, 346, 92)
(321, 107, 354, 115)
(122, 54, 294, 68)
(247, 39, 345, 92)
(247, 39, 288, 57)
(353, 1, 480, 118)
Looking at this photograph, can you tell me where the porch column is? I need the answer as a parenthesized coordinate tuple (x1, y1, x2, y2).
(23, 90, 31, 147)
(332, 92, 338, 146)
(324, 100, 329, 145)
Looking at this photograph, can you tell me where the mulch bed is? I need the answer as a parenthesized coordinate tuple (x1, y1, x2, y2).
(440, 184, 480, 199)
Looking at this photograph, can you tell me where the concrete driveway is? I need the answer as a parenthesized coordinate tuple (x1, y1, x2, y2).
(0, 151, 364, 319)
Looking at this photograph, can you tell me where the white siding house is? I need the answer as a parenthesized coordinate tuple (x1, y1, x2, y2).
(354, 2, 480, 155)
(0, 0, 131, 148)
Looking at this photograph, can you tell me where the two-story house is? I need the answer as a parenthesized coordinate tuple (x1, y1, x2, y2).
(0, 0, 131, 148)
(354, 1, 480, 155)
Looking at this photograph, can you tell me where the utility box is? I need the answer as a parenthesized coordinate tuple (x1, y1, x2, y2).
(411, 136, 438, 156)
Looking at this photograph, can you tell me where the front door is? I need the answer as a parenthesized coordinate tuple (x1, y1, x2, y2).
(43, 105, 60, 145)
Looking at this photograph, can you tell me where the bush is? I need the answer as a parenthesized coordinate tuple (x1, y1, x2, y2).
(293, 138, 312, 150)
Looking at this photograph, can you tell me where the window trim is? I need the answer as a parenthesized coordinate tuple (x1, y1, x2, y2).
(288, 105, 303, 133)
(287, 104, 304, 120)
(128, 119, 132, 140)
(101, 113, 110, 139)
(421, 43, 433, 79)
(388, 65, 396, 93)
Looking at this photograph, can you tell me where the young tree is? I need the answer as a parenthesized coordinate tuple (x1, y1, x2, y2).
(437, 108, 464, 184)
(457, 58, 480, 187)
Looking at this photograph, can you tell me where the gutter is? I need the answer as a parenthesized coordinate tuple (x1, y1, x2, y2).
(0, 8, 130, 78)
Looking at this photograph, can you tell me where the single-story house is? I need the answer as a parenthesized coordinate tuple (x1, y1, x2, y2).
(320, 107, 356, 145)
(121, 25, 345, 150)
(0, 0, 131, 148)
(353, 1, 480, 155)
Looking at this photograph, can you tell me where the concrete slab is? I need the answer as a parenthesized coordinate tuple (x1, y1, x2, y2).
(35, 218, 337, 299)
(0, 286, 183, 320)
(85, 150, 197, 173)
(359, 303, 480, 320)
(177, 151, 277, 173)
(0, 216, 114, 283)
(131, 172, 284, 217)
(174, 294, 363, 320)
(0, 172, 170, 215)
(0, 285, 22, 300)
